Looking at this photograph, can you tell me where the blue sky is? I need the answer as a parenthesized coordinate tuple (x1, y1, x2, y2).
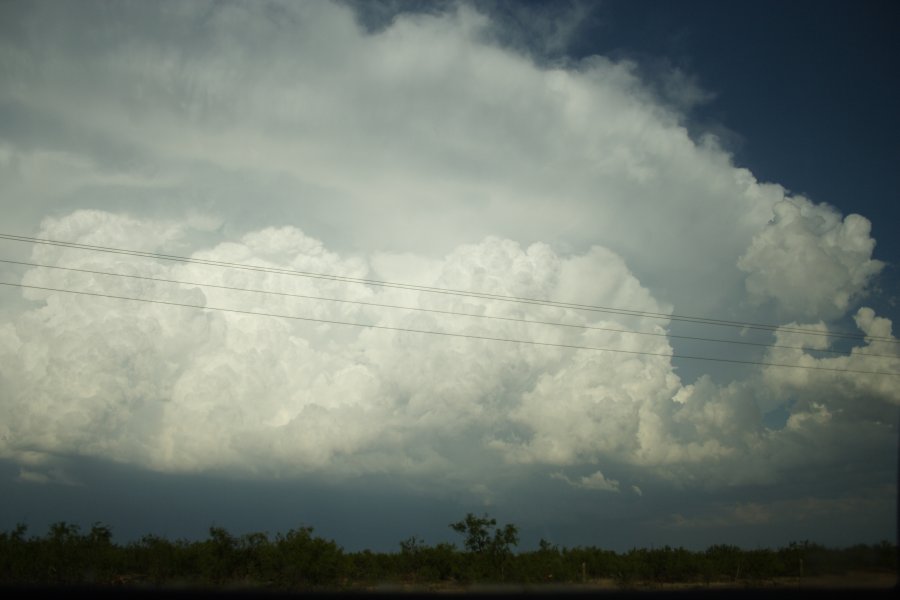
(0, 0, 897, 553)
(587, 0, 900, 287)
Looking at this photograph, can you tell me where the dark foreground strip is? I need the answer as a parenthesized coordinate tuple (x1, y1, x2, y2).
(0, 584, 897, 598)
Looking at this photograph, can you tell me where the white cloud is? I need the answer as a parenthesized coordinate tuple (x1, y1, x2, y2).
(552, 470, 621, 492)
(738, 198, 884, 320)
(0, 212, 677, 479)
(3, 210, 893, 494)
(16, 468, 80, 486)
(760, 308, 900, 410)
(0, 0, 801, 317)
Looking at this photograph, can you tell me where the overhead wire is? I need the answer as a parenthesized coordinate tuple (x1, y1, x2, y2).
(0, 281, 897, 377)
(1, 232, 894, 344)
(2, 258, 896, 359)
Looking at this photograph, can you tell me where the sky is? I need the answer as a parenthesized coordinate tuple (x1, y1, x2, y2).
(0, 0, 898, 553)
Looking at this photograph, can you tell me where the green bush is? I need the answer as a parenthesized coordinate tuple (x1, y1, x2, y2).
(0, 521, 896, 588)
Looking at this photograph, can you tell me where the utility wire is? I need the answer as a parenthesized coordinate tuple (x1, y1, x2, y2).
(1, 281, 898, 377)
(3, 258, 896, 359)
(0, 232, 895, 343)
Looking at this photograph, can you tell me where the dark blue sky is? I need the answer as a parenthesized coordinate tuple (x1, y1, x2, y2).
(582, 0, 899, 254)
(593, 0, 900, 309)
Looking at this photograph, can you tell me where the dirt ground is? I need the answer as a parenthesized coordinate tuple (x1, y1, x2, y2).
(362, 571, 897, 593)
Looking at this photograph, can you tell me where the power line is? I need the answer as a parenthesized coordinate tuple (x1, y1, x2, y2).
(2, 280, 898, 377)
(0, 232, 895, 343)
(3, 258, 896, 359)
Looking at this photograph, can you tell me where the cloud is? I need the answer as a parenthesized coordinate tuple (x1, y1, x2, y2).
(759, 309, 900, 423)
(2, 210, 894, 497)
(552, 470, 621, 492)
(16, 468, 80, 486)
(5, 451, 81, 486)
(0, 211, 677, 480)
(666, 487, 895, 530)
(0, 0, 807, 318)
(668, 503, 772, 529)
(738, 198, 884, 320)
(0, 0, 895, 527)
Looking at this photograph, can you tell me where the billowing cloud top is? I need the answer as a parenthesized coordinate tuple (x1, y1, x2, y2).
(0, 0, 896, 539)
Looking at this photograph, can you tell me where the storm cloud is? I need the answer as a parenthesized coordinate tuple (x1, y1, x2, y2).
(0, 0, 896, 549)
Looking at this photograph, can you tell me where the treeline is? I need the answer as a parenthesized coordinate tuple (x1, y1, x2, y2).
(0, 515, 896, 589)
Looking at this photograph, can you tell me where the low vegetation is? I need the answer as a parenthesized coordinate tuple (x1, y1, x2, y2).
(0, 514, 895, 590)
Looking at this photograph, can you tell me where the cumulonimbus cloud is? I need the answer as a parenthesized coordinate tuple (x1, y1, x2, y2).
(1, 210, 896, 492)
(0, 0, 895, 507)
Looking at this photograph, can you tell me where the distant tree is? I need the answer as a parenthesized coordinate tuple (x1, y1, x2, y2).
(398, 535, 426, 579)
(83, 522, 118, 583)
(449, 513, 518, 580)
(272, 525, 345, 587)
(46, 521, 81, 582)
(449, 513, 518, 556)
(88, 522, 113, 546)
(133, 534, 180, 583)
(510, 538, 566, 583)
(203, 526, 238, 583)
(538, 538, 558, 553)
(2, 520, 896, 588)
(237, 531, 273, 582)
(0, 523, 31, 582)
